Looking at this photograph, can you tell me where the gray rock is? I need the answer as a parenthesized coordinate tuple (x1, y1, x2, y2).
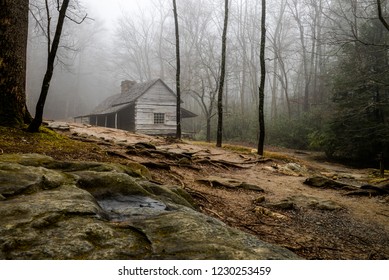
(284, 195, 343, 211)
(0, 153, 151, 179)
(267, 200, 296, 210)
(0, 154, 299, 260)
(304, 176, 357, 191)
(0, 162, 72, 197)
(0, 153, 55, 167)
(47, 121, 70, 131)
(253, 196, 266, 204)
(197, 176, 264, 192)
(130, 207, 296, 259)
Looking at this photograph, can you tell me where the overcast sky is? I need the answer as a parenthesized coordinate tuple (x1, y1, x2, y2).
(83, 0, 154, 30)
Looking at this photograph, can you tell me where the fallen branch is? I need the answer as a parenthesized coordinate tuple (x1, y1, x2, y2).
(168, 172, 185, 188)
(141, 161, 171, 170)
(184, 189, 210, 203)
(241, 221, 280, 227)
(106, 150, 132, 160)
(194, 158, 255, 169)
(195, 159, 229, 169)
(203, 207, 223, 220)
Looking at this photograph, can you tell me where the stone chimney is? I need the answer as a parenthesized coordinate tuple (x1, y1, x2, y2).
(121, 80, 136, 94)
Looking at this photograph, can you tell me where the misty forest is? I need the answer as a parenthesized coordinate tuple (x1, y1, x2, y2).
(20, 0, 389, 164)
(1, 0, 389, 260)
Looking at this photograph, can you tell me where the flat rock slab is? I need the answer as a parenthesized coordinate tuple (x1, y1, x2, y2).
(305, 176, 389, 197)
(304, 176, 358, 191)
(0, 154, 298, 260)
(267, 195, 343, 211)
(197, 176, 264, 192)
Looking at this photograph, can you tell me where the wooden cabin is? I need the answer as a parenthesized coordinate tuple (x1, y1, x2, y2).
(75, 79, 196, 135)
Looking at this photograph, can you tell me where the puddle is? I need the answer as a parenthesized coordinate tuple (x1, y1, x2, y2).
(98, 195, 167, 221)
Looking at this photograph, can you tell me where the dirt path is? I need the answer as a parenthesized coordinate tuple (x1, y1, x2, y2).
(52, 122, 389, 259)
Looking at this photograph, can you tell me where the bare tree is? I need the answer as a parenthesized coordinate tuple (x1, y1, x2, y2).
(216, 0, 229, 147)
(257, 0, 266, 156)
(115, 9, 160, 82)
(287, 0, 312, 113)
(188, 78, 218, 142)
(28, 0, 88, 132)
(28, 0, 70, 132)
(268, 0, 288, 119)
(172, 0, 181, 139)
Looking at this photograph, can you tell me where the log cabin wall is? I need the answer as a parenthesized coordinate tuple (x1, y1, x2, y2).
(135, 80, 177, 135)
(76, 79, 195, 135)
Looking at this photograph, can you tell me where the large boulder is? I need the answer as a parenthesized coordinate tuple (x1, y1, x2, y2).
(0, 154, 299, 260)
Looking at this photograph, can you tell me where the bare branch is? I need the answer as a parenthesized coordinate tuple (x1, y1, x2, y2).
(65, 13, 91, 24)
(377, 0, 389, 32)
(45, 0, 51, 57)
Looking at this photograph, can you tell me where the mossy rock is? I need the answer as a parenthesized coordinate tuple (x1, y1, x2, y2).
(72, 171, 151, 199)
(304, 176, 357, 191)
(130, 208, 299, 260)
(137, 181, 195, 209)
(0, 154, 300, 260)
(46, 161, 151, 180)
(0, 153, 151, 180)
(0, 162, 73, 197)
(0, 153, 55, 167)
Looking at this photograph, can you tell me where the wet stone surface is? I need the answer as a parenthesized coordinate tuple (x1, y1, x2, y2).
(0, 154, 300, 260)
(98, 195, 168, 221)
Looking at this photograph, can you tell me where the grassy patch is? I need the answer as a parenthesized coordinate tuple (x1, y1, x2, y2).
(263, 151, 299, 162)
(0, 125, 107, 162)
(189, 141, 253, 154)
(189, 141, 302, 161)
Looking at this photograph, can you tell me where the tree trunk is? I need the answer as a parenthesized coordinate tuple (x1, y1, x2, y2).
(0, 0, 31, 127)
(258, 0, 266, 156)
(28, 0, 70, 132)
(270, 0, 286, 121)
(216, 0, 229, 148)
(173, 0, 181, 139)
(206, 116, 211, 143)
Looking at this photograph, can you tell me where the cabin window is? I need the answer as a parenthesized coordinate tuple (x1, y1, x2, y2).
(154, 113, 165, 124)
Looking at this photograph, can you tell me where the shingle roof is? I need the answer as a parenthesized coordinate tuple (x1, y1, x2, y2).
(111, 79, 160, 106)
(89, 79, 160, 115)
(76, 79, 197, 118)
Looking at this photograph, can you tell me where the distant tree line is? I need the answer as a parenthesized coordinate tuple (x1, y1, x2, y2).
(1, 0, 388, 165)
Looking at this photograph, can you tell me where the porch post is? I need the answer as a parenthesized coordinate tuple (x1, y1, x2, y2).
(105, 115, 108, 127)
(115, 113, 118, 129)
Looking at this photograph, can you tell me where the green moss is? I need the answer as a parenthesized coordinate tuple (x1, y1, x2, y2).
(263, 151, 298, 163)
(0, 126, 105, 161)
(223, 144, 252, 154)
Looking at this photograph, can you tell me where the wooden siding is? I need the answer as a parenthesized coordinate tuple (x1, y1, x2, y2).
(135, 80, 177, 134)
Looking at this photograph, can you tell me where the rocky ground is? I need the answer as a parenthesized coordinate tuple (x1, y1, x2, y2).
(1, 122, 388, 259)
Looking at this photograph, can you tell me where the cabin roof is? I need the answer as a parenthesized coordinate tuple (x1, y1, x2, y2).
(90, 79, 160, 115)
(78, 79, 196, 118)
(111, 79, 168, 107)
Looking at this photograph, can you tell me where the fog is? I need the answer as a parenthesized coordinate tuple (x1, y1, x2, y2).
(26, 0, 155, 120)
(26, 0, 389, 157)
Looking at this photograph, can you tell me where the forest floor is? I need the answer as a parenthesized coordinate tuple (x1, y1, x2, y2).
(1, 122, 388, 260)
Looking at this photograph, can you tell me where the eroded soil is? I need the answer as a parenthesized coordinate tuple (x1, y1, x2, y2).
(4, 122, 389, 259)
